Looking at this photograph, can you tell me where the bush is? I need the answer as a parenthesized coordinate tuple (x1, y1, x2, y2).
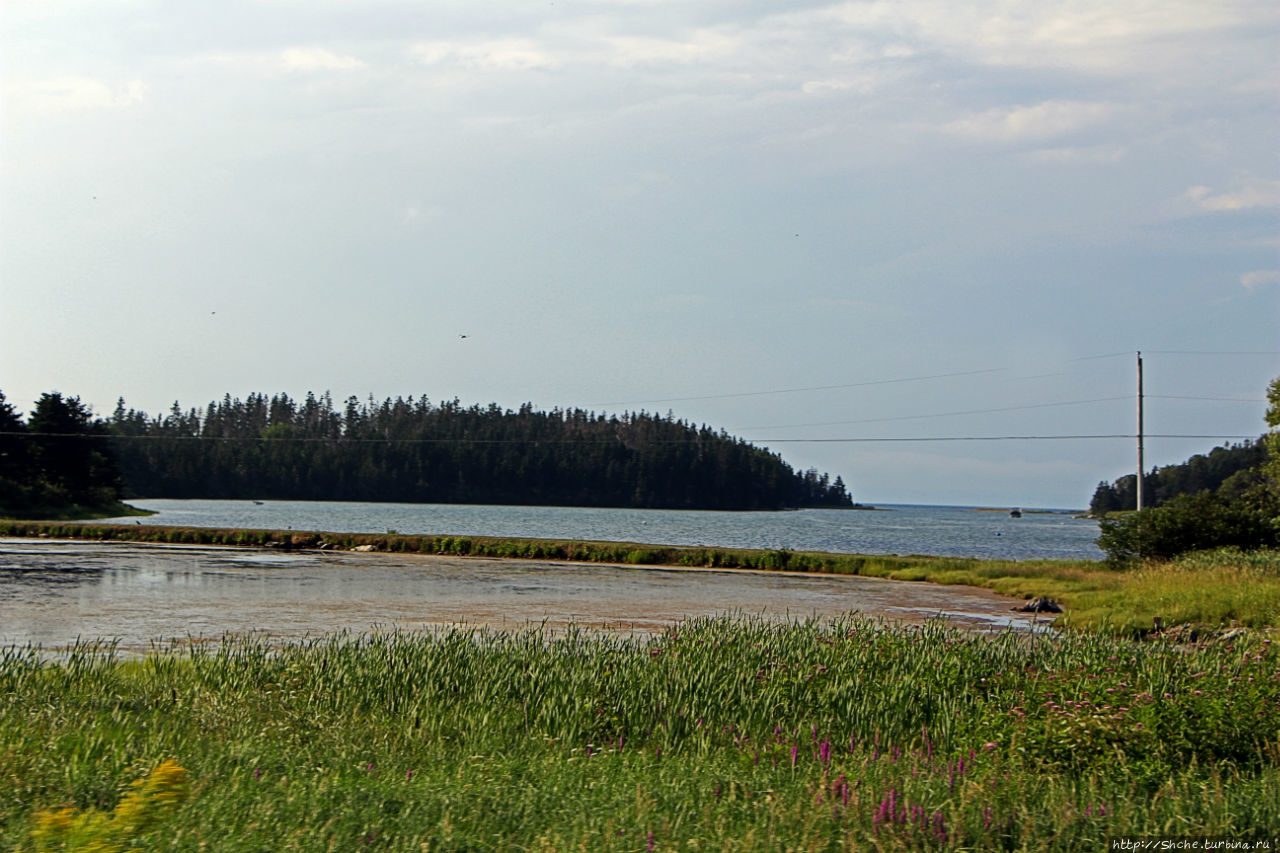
(1098, 490, 1278, 565)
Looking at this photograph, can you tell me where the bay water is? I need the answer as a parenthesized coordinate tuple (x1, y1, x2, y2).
(99, 499, 1103, 561)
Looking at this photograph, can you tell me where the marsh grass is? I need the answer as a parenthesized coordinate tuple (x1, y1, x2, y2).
(2, 617, 1277, 851)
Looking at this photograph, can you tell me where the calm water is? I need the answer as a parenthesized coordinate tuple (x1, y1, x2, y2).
(99, 499, 1103, 561)
(4, 501, 1081, 649)
(0, 540, 1051, 650)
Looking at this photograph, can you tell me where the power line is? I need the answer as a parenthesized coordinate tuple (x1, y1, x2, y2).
(736, 393, 1264, 432)
(1148, 394, 1265, 403)
(1072, 350, 1280, 359)
(587, 349, 1277, 409)
(759, 434, 1257, 444)
(733, 396, 1132, 431)
(1143, 350, 1280, 356)
(0, 431, 1259, 445)
(1070, 351, 1132, 362)
(585, 367, 1007, 407)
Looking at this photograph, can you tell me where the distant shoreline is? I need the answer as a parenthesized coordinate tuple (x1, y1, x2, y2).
(968, 507, 1078, 515)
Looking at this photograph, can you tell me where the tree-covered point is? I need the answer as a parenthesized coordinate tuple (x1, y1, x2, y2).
(1096, 376, 1280, 564)
(0, 391, 126, 518)
(1089, 437, 1267, 516)
(106, 392, 855, 510)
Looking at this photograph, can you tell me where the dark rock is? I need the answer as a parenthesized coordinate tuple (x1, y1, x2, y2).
(1014, 597, 1063, 613)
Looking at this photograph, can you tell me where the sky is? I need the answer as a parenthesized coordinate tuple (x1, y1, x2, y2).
(2, 0, 1277, 509)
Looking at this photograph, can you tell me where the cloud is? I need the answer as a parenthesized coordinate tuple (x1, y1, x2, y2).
(869, 0, 1265, 75)
(411, 39, 560, 71)
(602, 31, 741, 67)
(1185, 180, 1280, 212)
(801, 77, 876, 95)
(1028, 145, 1126, 164)
(2, 76, 144, 116)
(944, 100, 1114, 142)
(279, 47, 366, 72)
(1240, 270, 1280, 290)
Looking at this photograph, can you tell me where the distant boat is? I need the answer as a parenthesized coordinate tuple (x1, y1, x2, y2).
(253, 500, 264, 505)
(1009, 508, 1022, 518)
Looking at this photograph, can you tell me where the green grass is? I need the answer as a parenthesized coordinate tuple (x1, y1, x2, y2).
(2, 618, 1277, 851)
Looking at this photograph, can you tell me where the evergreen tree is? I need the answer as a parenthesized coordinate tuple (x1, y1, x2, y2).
(104, 392, 856, 511)
(0, 390, 124, 515)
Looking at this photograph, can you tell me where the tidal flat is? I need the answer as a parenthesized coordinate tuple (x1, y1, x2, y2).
(0, 538, 1047, 650)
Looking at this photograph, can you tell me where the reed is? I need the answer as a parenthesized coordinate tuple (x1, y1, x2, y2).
(2, 617, 1276, 850)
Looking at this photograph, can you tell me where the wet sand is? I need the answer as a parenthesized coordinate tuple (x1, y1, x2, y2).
(0, 539, 1051, 649)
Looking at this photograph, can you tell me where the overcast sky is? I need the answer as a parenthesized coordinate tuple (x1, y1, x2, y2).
(2, 0, 1277, 508)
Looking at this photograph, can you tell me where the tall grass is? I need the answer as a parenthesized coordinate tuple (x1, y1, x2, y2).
(3, 617, 1277, 850)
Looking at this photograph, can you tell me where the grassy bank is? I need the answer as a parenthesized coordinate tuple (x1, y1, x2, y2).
(2, 617, 1276, 851)
(3, 521, 1279, 634)
(0, 502, 151, 522)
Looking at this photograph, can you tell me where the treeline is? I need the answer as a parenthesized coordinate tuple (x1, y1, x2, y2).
(106, 392, 854, 511)
(0, 392, 124, 517)
(1089, 439, 1267, 516)
(1095, 376, 1280, 564)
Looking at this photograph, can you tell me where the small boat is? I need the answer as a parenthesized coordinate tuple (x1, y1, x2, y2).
(1009, 508, 1022, 518)
(252, 500, 264, 506)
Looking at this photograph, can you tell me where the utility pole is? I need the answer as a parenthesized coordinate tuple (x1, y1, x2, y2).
(1136, 351, 1145, 512)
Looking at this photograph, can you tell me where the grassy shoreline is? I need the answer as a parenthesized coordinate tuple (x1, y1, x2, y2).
(3, 522, 1277, 848)
(0, 502, 151, 522)
(3, 520, 1278, 635)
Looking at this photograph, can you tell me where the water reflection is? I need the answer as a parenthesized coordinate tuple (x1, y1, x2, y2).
(0, 539, 1051, 650)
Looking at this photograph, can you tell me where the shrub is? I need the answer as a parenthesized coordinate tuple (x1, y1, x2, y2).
(1098, 491, 1278, 565)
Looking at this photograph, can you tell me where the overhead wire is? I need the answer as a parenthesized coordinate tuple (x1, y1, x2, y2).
(6, 351, 1268, 448)
(0, 430, 1260, 445)
(732, 396, 1132, 432)
(585, 366, 1007, 407)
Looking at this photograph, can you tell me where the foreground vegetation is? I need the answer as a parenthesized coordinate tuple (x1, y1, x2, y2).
(2, 617, 1276, 851)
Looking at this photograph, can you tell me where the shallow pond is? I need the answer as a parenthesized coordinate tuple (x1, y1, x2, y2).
(0, 539, 1051, 649)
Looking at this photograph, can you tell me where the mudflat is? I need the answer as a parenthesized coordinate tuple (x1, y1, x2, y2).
(0, 538, 1049, 649)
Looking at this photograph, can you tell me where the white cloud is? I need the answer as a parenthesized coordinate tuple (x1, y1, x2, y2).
(1185, 180, 1280, 212)
(801, 77, 876, 95)
(279, 47, 366, 73)
(879, 0, 1263, 74)
(603, 31, 740, 67)
(944, 100, 1114, 142)
(1029, 145, 1126, 164)
(1240, 270, 1280, 290)
(2, 76, 144, 116)
(411, 39, 560, 71)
